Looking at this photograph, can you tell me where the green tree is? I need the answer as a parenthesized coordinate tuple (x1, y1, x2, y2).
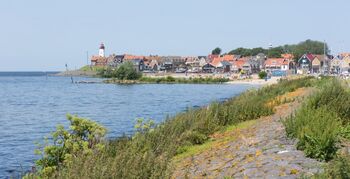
(258, 71, 267, 79)
(287, 39, 329, 60)
(251, 47, 267, 56)
(115, 62, 142, 80)
(211, 47, 222, 55)
(267, 47, 284, 58)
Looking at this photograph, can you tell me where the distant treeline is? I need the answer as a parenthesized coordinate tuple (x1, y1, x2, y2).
(213, 39, 329, 60)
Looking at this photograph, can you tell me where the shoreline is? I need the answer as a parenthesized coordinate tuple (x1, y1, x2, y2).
(55, 69, 286, 86)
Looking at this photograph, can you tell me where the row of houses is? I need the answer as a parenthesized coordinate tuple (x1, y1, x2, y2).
(298, 53, 350, 74)
(91, 43, 350, 75)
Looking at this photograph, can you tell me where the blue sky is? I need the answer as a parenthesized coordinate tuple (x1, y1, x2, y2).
(1, 0, 349, 71)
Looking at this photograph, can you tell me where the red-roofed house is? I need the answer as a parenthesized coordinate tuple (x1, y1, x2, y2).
(265, 58, 290, 71)
(91, 56, 107, 66)
(208, 54, 219, 62)
(298, 54, 315, 72)
(211, 57, 232, 72)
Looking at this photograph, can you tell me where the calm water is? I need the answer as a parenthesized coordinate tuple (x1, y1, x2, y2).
(0, 72, 256, 178)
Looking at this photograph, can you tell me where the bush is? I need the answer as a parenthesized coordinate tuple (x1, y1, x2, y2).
(284, 78, 350, 161)
(314, 154, 350, 178)
(99, 62, 142, 80)
(114, 62, 142, 80)
(284, 106, 341, 161)
(258, 71, 267, 79)
(28, 114, 106, 177)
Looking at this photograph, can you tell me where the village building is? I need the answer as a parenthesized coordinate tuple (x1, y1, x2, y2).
(158, 56, 184, 72)
(202, 63, 215, 73)
(330, 56, 342, 74)
(340, 55, 350, 73)
(91, 43, 108, 66)
(211, 57, 232, 73)
(231, 60, 246, 73)
(265, 58, 290, 71)
(297, 54, 314, 73)
(184, 56, 200, 72)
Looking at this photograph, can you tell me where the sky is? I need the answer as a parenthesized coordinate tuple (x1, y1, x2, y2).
(1, 0, 349, 71)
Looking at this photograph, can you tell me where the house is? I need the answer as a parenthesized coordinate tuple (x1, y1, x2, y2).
(298, 54, 315, 73)
(159, 56, 184, 71)
(143, 55, 161, 71)
(298, 53, 331, 74)
(254, 53, 267, 70)
(242, 61, 252, 74)
(264, 58, 290, 71)
(91, 56, 107, 66)
(330, 56, 342, 74)
(202, 63, 215, 73)
(129, 59, 145, 72)
(211, 57, 232, 72)
(185, 56, 200, 72)
(340, 55, 350, 73)
(231, 60, 246, 73)
(208, 54, 219, 63)
(246, 57, 261, 73)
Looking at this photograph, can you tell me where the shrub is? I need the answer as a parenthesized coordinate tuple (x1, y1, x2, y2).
(114, 62, 142, 80)
(314, 154, 350, 179)
(258, 71, 267, 79)
(99, 62, 142, 80)
(29, 114, 106, 177)
(284, 78, 350, 161)
(284, 106, 341, 161)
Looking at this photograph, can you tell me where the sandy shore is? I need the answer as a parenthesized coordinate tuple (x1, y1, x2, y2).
(226, 77, 281, 86)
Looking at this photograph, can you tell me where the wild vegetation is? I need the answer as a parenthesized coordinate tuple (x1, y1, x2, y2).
(79, 65, 105, 72)
(98, 61, 142, 80)
(283, 77, 350, 177)
(139, 76, 229, 84)
(27, 77, 314, 178)
(104, 76, 230, 84)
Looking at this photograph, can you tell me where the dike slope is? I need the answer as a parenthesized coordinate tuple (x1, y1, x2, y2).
(172, 88, 323, 179)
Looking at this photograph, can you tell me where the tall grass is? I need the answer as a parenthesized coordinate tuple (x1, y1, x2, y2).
(284, 78, 350, 161)
(33, 77, 314, 178)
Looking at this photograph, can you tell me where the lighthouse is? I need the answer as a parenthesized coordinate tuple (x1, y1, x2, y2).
(99, 43, 105, 57)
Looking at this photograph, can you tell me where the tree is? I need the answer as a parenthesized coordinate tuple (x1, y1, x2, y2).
(267, 47, 284, 58)
(258, 71, 267, 79)
(211, 47, 222, 55)
(115, 62, 142, 80)
(251, 48, 267, 56)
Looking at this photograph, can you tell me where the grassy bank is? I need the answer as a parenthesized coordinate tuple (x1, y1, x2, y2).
(104, 76, 230, 84)
(283, 77, 350, 178)
(28, 77, 314, 178)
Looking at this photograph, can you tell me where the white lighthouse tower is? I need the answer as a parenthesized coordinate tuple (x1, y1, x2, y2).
(99, 43, 105, 57)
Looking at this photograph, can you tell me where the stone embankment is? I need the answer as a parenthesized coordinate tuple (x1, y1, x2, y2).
(172, 88, 323, 179)
(54, 70, 97, 77)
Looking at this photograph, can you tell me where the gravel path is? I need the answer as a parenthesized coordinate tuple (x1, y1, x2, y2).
(172, 88, 323, 179)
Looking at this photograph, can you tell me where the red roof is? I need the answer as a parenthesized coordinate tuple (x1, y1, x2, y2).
(306, 54, 315, 61)
(231, 60, 246, 69)
(123, 54, 145, 60)
(208, 54, 219, 61)
(265, 58, 288, 67)
(211, 57, 222, 66)
(281, 53, 294, 59)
